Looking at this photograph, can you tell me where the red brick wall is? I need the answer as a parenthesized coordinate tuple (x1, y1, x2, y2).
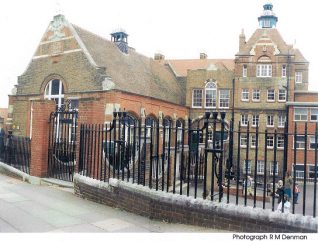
(29, 100, 55, 177)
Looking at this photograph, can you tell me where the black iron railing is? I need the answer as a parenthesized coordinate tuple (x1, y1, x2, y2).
(0, 131, 31, 174)
(78, 111, 318, 217)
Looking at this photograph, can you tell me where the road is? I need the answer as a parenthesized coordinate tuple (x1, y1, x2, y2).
(0, 173, 224, 233)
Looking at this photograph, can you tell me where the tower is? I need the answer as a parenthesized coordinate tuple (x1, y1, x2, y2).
(111, 30, 129, 54)
(258, 2, 278, 28)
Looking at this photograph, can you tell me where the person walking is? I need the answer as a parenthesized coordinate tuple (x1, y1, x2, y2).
(285, 172, 293, 199)
(0, 123, 5, 158)
(294, 183, 300, 204)
(243, 176, 253, 196)
(276, 180, 284, 204)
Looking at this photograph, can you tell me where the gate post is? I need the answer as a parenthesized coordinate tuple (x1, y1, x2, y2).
(30, 100, 55, 177)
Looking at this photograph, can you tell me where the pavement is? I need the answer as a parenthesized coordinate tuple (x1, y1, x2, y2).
(0, 173, 225, 233)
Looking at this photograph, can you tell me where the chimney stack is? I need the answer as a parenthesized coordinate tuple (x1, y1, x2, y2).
(200, 53, 208, 59)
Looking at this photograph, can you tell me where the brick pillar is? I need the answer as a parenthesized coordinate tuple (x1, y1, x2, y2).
(30, 100, 55, 177)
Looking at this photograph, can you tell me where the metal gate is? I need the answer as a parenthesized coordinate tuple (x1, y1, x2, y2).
(48, 107, 78, 181)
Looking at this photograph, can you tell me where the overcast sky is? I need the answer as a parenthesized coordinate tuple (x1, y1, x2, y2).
(0, 0, 317, 108)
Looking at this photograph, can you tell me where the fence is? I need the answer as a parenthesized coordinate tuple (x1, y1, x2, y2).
(0, 131, 31, 174)
(78, 111, 318, 217)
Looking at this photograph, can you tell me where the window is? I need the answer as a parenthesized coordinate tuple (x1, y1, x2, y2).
(243, 65, 247, 77)
(68, 99, 79, 111)
(278, 115, 286, 128)
(277, 136, 284, 149)
(278, 89, 286, 102)
(252, 89, 260, 102)
(163, 118, 171, 146)
(205, 82, 217, 108)
(44, 79, 65, 109)
(270, 161, 279, 175)
(219, 89, 230, 108)
(267, 89, 275, 102)
(263, 20, 271, 28)
(309, 136, 318, 150)
(192, 89, 203, 107)
(294, 108, 308, 121)
(295, 72, 302, 83)
(294, 135, 305, 149)
(241, 114, 248, 126)
(309, 165, 318, 179)
(257, 161, 265, 174)
(282, 65, 287, 78)
(251, 135, 258, 148)
(257, 64, 272, 77)
(310, 108, 318, 121)
(267, 115, 274, 127)
(241, 89, 249, 101)
(293, 164, 304, 179)
(240, 134, 248, 148)
(252, 115, 259, 127)
(267, 136, 274, 148)
(176, 120, 183, 143)
(243, 160, 251, 174)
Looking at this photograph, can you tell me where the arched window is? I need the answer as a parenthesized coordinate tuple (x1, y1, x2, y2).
(205, 82, 217, 108)
(44, 79, 64, 109)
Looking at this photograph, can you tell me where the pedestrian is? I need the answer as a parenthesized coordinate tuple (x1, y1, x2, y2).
(0, 123, 5, 157)
(243, 176, 253, 196)
(285, 172, 293, 199)
(294, 183, 300, 204)
(276, 180, 284, 204)
(276, 194, 291, 213)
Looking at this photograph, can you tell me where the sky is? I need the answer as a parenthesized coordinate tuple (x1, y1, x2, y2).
(0, 0, 318, 108)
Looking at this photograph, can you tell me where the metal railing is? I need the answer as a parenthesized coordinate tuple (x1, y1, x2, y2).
(0, 131, 31, 174)
(78, 111, 318, 217)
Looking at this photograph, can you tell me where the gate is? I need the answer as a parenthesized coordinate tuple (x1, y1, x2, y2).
(48, 106, 78, 181)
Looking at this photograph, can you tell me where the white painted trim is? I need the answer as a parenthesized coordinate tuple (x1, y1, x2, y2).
(32, 49, 82, 59)
(39, 36, 75, 45)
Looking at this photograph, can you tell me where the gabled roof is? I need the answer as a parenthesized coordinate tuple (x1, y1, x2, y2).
(237, 28, 308, 62)
(72, 25, 184, 105)
(166, 59, 235, 77)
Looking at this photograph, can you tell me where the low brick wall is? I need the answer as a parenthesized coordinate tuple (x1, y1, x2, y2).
(74, 174, 318, 233)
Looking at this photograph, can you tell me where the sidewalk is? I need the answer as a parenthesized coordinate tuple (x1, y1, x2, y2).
(0, 173, 225, 233)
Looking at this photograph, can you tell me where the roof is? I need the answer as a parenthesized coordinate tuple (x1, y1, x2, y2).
(237, 28, 308, 63)
(166, 59, 235, 77)
(72, 25, 184, 105)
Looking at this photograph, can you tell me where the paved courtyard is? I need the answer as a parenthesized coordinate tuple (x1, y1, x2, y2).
(0, 173, 224, 233)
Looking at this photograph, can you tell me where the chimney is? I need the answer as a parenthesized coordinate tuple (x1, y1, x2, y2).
(239, 29, 246, 52)
(200, 53, 208, 59)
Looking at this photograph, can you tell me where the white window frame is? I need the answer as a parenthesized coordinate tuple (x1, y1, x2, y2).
(192, 89, 203, 108)
(243, 65, 247, 77)
(269, 161, 279, 175)
(266, 115, 274, 127)
(294, 108, 308, 121)
(252, 89, 260, 102)
(251, 135, 258, 148)
(295, 72, 302, 83)
(293, 164, 305, 179)
(278, 89, 286, 102)
(267, 89, 275, 102)
(282, 65, 287, 78)
(310, 108, 318, 122)
(277, 136, 284, 149)
(267, 135, 274, 149)
(278, 115, 286, 128)
(309, 135, 318, 150)
(241, 89, 249, 101)
(240, 134, 248, 148)
(252, 115, 259, 127)
(293, 135, 305, 149)
(241, 114, 248, 127)
(205, 82, 217, 108)
(256, 64, 272, 77)
(243, 160, 251, 174)
(44, 79, 65, 109)
(219, 89, 230, 109)
(257, 160, 265, 174)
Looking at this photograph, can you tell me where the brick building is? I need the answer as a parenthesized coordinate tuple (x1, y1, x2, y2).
(8, 14, 188, 137)
(6, 2, 314, 180)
